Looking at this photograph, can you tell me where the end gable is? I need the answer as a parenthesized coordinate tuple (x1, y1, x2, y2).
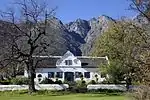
(56, 51, 81, 67)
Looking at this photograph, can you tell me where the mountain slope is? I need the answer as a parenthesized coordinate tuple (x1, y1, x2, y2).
(0, 15, 115, 56)
(65, 15, 115, 55)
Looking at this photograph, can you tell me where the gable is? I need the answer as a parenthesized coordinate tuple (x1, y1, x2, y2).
(56, 51, 81, 67)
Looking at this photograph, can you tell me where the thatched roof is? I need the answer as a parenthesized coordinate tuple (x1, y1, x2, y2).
(35, 56, 108, 68)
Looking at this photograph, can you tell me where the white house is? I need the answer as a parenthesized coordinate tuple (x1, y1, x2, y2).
(24, 51, 109, 83)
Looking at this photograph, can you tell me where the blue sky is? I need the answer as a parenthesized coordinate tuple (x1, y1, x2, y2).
(0, 0, 137, 23)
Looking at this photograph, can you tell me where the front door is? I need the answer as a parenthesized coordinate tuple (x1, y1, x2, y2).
(64, 72, 74, 82)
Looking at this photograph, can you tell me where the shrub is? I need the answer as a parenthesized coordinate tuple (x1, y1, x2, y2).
(0, 80, 11, 85)
(40, 78, 55, 84)
(101, 80, 110, 84)
(11, 77, 29, 85)
(63, 80, 75, 85)
(131, 85, 150, 100)
(67, 80, 87, 93)
(88, 89, 124, 93)
(88, 80, 96, 84)
(76, 80, 86, 88)
(63, 80, 69, 84)
(63, 80, 88, 93)
(55, 80, 62, 84)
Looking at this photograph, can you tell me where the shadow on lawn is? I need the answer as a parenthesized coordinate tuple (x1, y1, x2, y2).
(17, 90, 72, 96)
(0, 90, 124, 97)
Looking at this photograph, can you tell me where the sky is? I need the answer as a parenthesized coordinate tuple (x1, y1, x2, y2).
(0, 0, 137, 23)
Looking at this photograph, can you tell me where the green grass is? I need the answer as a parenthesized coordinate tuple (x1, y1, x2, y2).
(0, 91, 127, 100)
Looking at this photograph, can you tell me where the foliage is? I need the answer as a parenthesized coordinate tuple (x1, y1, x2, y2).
(0, 80, 11, 85)
(65, 80, 87, 93)
(63, 80, 76, 87)
(130, 0, 150, 21)
(40, 78, 63, 84)
(0, 0, 55, 93)
(92, 21, 149, 86)
(100, 60, 125, 84)
(88, 80, 96, 84)
(88, 89, 124, 94)
(11, 77, 29, 85)
(40, 78, 55, 84)
(130, 85, 150, 100)
(74, 80, 87, 93)
(55, 79, 63, 84)
(76, 80, 86, 88)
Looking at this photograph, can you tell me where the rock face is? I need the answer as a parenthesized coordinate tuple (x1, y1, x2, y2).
(0, 15, 115, 56)
(42, 17, 84, 56)
(81, 16, 115, 55)
(65, 19, 91, 39)
(65, 15, 115, 55)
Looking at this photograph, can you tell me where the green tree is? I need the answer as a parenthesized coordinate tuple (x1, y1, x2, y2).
(92, 21, 148, 88)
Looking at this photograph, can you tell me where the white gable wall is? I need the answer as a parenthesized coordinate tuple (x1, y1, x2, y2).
(56, 51, 81, 67)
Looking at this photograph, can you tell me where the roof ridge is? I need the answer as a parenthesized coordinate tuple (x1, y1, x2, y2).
(32, 55, 106, 59)
(77, 56, 106, 59)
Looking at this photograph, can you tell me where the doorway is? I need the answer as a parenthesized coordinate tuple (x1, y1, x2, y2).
(64, 72, 74, 82)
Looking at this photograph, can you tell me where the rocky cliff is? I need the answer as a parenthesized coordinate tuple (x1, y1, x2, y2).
(65, 15, 115, 55)
(0, 15, 115, 56)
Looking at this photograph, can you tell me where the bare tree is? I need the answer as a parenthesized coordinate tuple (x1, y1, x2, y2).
(0, 0, 55, 93)
(130, 0, 150, 21)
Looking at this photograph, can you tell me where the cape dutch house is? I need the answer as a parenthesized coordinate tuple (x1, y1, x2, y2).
(24, 51, 109, 83)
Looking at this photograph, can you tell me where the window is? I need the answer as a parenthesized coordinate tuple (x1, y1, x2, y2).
(48, 72, 54, 78)
(65, 60, 72, 65)
(84, 72, 90, 78)
(75, 72, 83, 78)
(56, 72, 63, 78)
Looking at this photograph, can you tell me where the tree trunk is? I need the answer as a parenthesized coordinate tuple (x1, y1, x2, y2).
(126, 77, 132, 91)
(27, 57, 36, 93)
(12, 66, 16, 78)
(28, 68, 36, 93)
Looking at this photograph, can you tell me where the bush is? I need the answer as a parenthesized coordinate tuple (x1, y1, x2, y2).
(0, 80, 11, 85)
(55, 79, 62, 84)
(40, 78, 55, 84)
(88, 89, 124, 93)
(11, 77, 29, 85)
(76, 80, 86, 88)
(130, 85, 150, 100)
(68, 80, 87, 93)
(63, 80, 75, 85)
(101, 80, 110, 84)
(88, 80, 96, 84)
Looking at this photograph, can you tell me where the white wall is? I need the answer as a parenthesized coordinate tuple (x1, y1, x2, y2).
(35, 67, 105, 83)
(0, 84, 126, 91)
(0, 84, 69, 91)
(24, 51, 106, 83)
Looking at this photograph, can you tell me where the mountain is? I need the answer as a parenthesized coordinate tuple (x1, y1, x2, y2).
(80, 16, 115, 55)
(65, 15, 115, 55)
(65, 18, 91, 39)
(0, 15, 115, 56)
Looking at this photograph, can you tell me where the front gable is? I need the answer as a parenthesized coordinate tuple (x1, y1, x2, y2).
(56, 51, 81, 67)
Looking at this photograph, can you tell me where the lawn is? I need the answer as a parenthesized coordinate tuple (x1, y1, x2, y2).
(0, 92, 127, 100)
